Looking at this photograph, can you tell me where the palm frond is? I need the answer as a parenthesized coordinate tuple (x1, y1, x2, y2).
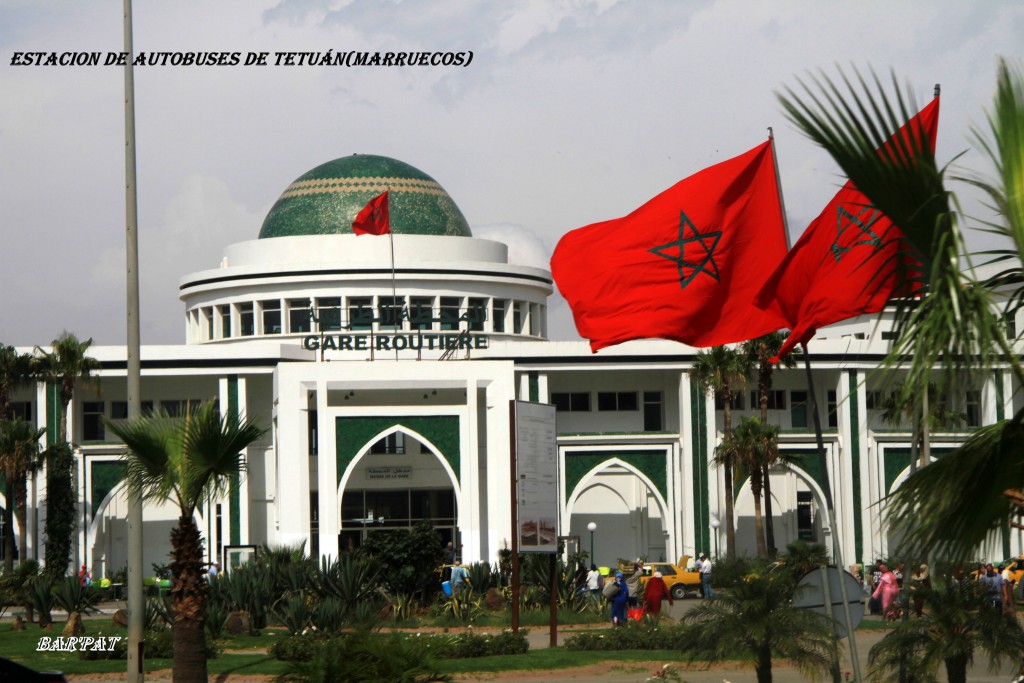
(780, 67, 1006, 398)
(105, 412, 182, 508)
(884, 414, 1024, 560)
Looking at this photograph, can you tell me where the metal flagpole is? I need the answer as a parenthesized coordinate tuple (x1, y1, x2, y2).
(802, 344, 861, 683)
(388, 191, 398, 360)
(122, 0, 145, 680)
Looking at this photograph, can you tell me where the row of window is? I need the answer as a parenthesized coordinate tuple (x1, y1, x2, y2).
(189, 295, 546, 341)
(81, 399, 211, 442)
(552, 391, 664, 431)
(865, 389, 981, 428)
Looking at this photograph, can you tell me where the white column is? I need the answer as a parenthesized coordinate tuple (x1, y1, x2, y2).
(273, 369, 311, 547)
(485, 371, 516, 565)
(678, 371, 697, 558)
(461, 378, 481, 562)
(236, 377, 251, 544)
(316, 380, 339, 561)
(34, 381, 47, 564)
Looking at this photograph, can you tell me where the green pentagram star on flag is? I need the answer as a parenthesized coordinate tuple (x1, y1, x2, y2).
(649, 211, 722, 289)
(550, 140, 789, 351)
(830, 205, 883, 263)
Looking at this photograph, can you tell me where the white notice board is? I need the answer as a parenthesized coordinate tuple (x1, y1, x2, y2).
(515, 400, 558, 552)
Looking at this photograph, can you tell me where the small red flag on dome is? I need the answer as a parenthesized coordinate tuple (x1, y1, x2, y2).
(352, 191, 391, 236)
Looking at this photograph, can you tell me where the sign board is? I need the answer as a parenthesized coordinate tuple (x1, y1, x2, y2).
(515, 401, 558, 553)
(793, 567, 864, 637)
(366, 466, 412, 481)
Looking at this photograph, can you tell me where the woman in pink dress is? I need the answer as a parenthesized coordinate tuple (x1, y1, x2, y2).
(872, 564, 900, 621)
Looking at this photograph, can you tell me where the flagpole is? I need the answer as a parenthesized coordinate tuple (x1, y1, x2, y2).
(801, 342, 862, 683)
(123, 0, 145, 680)
(387, 190, 398, 360)
(768, 128, 793, 251)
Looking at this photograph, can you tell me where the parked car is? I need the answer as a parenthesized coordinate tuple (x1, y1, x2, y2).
(638, 555, 702, 600)
(0, 657, 68, 682)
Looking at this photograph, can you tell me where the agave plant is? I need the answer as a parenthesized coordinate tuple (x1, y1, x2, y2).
(53, 576, 101, 616)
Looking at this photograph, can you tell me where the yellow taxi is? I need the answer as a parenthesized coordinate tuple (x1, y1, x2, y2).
(637, 555, 703, 600)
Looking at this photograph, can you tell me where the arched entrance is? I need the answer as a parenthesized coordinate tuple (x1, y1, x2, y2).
(88, 482, 205, 580)
(566, 460, 672, 567)
(337, 426, 460, 553)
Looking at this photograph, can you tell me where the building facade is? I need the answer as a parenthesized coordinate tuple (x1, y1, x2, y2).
(4, 154, 1020, 578)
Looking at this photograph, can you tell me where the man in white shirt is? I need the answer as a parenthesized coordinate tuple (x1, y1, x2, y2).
(698, 553, 713, 599)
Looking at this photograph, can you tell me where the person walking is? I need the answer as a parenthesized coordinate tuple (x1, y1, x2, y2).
(872, 563, 900, 621)
(643, 570, 674, 621)
(608, 571, 630, 626)
(586, 563, 601, 596)
(626, 561, 643, 607)
(698, 553, 713, 599)
(450, 559, 471, 597)
(910, 563, 930, 618)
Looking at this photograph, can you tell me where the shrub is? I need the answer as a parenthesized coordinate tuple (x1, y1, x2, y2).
(270, 634, 322, 662)
(277, 633, 450, 683)
(429, 629, 529, 659)
(565, 622, 686, 651)
(709, 554, 762, 590)
(28, 577, 55, 626)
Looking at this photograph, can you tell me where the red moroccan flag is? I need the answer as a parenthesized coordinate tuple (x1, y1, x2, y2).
(352, 190, 391, 235)
(756, 97, 940, 360)
(551, 141, 789, 352)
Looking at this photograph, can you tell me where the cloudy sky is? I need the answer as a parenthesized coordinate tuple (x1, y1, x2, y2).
(2, 0, 1022, 346)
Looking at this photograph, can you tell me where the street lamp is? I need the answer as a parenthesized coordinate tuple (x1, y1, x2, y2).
(587, 522, 597, 564)
(709, 513, 720, 558)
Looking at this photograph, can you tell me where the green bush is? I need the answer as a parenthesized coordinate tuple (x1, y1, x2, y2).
(709, 555, 762, 590)
(270, 634, 323, 662)
(277, 633, 450, 683)
(565, 622, 686, 651)
(427, 629, 529, 659)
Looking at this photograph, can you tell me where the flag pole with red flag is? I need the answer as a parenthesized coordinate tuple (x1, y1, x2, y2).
(756, 93, 941, 361)
(352, 190, 398, 358)
(551, 140, 789, 352)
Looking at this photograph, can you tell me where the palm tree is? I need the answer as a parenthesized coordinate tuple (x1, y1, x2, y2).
(0, 419, 45, 571)
(868, 576, 1024, 683)
(34, 332, 101, 444)
(0, 344, 36, 427)
(690, 345, 752, 560)
(717, 417, 779, 560)
(106, 400, 265, 683)
(879, 380, 967, 469)
(742, 332, 796, 558)
(682, 567, 835, 683)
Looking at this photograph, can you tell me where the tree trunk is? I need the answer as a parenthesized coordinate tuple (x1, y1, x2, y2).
(3, 478, 14, 571)
(723, 398, 736, 560)
(751, 470, 767, 560)
(756, 643, 773, 683)
(945, 654, 967, 683)
(170, 515, 208, 683)
(759, 363, 776, 558)
(15, 473, 28, 564)
(763, 465, 777, 560)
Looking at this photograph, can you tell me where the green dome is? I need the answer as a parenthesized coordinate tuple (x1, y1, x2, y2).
(258, 155, 472, 239)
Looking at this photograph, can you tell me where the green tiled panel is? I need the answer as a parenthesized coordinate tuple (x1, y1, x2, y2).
(690, 382, 710, 554)
(336, 416, 460, 487)
(91, 461, 127, 517)
(259, 155, 471, 239)
(849, 371, 863, 563)
(564, 450, 668, 504)
(883, 447, 955, 493)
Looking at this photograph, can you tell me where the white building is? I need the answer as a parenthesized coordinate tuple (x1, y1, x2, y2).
(4, 153, 1020, 577)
